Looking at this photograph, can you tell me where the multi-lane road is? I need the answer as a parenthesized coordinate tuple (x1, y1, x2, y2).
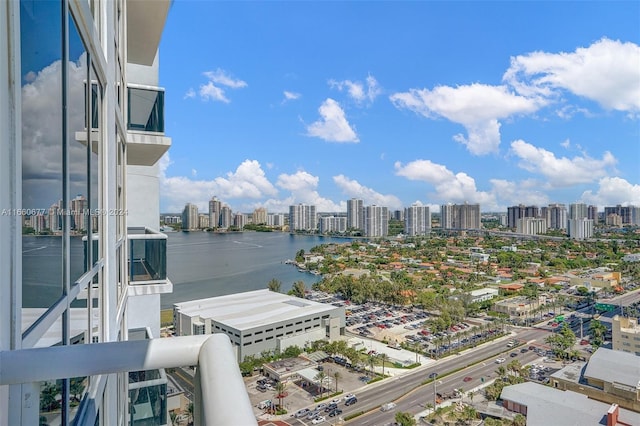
(286, 327, 551, 426)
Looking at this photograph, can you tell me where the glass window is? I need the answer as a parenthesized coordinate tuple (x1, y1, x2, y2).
(127, 87, 164, 132)
(20, 0, 63, 309)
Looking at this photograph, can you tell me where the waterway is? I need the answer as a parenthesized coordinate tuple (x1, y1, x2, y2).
(162, 231, 345, 309)
(21, 231, 347, 309)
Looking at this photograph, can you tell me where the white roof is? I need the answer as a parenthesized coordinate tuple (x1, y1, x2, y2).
(174, 289, 340, 332)
(584, 347, 640, 389)
(500, 382, 640, 425)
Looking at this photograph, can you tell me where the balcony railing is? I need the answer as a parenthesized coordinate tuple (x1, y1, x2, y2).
(128, 227, 167, 284)
(0, 334, 257, 425)
(127, 85, 164, 133)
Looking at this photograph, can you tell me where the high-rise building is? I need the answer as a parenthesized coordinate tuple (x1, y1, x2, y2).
(604, 205, 640, 225)
(252, 207, 267, 225)
(182, 202, 199, 230)
(544, 203, 567, 230)
(346, 198, 364, 231)
(319, 216, 347, 233)
(568, 218, 594, 240)
(234, 213, 248, 229)
(267, 213, 286, 227)
(209, 196, 222, 228)
(569, 202, 588, 221)
(1, 2, 253, 424)
(404, 205, 431, 236)
(219, 205, 233, 229)
(507, 204, 538, 228)
(289, 204, 317, 232)
(441, 203, 481, 230)
(364, 205, 389, 237)
(587, 205, 599, 223)
(517, 217, 548, 235)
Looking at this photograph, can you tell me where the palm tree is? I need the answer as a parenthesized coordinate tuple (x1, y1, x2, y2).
(290, 280, 306, 298)
(314, 371, 327, 398)
(274, 381, 287, 411)
(461, 405, 477, 425)
(368, 354, 376, 377)
(333, 371, 342, 394)
(467, 390, 475, 405)
(267, 278, 282, 292)
(379, 353, 389, 376)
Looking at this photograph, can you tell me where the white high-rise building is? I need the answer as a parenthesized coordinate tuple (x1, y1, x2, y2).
(219, 205, 233, 229)
(289, 204, 317, 232)
(182, 202, 199, 230)
(517, 217, 548, 235)
(404, 205, 431, 236)
(347, 198, 364, 231)
(364, 205, 389, 237)
(544, 203, 567, 230)
(0, 2, 254, 424)
(568, 218, 594, 240)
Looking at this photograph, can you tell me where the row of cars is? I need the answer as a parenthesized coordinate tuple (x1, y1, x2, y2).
(293, 394, 358, 423)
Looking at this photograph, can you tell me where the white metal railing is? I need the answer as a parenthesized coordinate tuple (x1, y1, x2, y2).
(0, 334, 256, 425)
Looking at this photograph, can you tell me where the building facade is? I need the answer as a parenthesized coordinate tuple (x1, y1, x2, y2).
(289, 203, 317, 232)
(363, 205, 389, 237)
(182, 203, 199, 230)
(440, 203, 481, 230)
(1, 2, 255, 425)
(612, 315, 640, 356)
(404, 204, 431, 236)
(173, 290, 345, 361)
(346, 198, 364, 231)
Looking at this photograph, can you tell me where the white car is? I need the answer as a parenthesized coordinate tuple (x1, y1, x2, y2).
(344, 393, 356, 401)
(312, 416, 326, 424)
(495, 357, 506, 364)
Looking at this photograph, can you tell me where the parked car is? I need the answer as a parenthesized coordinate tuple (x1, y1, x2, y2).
(328, 408, 343, 417)
(312, 415, 326, 424)
(294, 408, 310, 418)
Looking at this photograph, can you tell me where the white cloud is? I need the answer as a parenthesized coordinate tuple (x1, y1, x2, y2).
(329, 74, 381, 104)
(510, 139, 617, 186)
(274, 170, 343, 211)
(306, 98, 359, 143)
(580, 177, 640, 208)
(390, 84, 543, 155)
(159, 154, 278, 212)
(333, 175, 403, 210)
(504, 38, 640, 114)
(394, 159, 496, 207)
(184, 88, 195, 99)
(283, 91, 301, 102)
(197, 68, 247, 103)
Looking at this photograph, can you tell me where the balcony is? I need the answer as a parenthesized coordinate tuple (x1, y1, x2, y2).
(128, 227, 172, 296)
(126, 84, 171, 166)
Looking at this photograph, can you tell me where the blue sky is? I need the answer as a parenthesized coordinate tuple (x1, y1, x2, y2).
(158, 1, 640, 214)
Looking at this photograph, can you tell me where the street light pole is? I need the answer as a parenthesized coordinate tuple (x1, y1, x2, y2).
(429, 372, 438, 411)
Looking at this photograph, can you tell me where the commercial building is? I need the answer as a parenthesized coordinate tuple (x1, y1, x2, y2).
(173, 290, 346, 361)
(612, 315, 640, 355)
(500, 382, 640, 425)
(469, 288, 499, 303)
(0, 1, 254, 424)
(569, 270, 621, 291)
(492, 296, 546, 321)
(551, 347, 640, 412)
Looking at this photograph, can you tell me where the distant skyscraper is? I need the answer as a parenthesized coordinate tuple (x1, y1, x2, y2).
(568, 218, 594, 240)
(346, 198, 364, 231)
(182, 203, 199, 230)
(267, 213, 286, 227)
(219, 205, 233, 229)
(404, 204, 431, 236)
(604, 205, 640, 225)
(569, 203, 588, 220)
(587, 205, 598, 223)
(289, 204, 317, 232)
(364, 205, 388, 237)
(517, 217, 547, 235)
(545, 203, 567, 230)
(252, 207, 267, 225)
(234, 213, 248, 229)
(209, 196, 222, 228)
(441, 203, 481, 230)
(507, 204, 538, 228)
(319, 216, 347, 233)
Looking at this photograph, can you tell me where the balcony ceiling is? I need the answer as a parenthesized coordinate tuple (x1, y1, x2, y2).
(127, 0, 171, 66)
(127, 133, 171, 166)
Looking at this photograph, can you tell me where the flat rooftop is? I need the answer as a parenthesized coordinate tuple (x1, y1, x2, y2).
(174, 289, 340, 332)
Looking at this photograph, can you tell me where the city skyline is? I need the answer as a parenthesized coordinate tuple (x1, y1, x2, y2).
(158, 2, 639, 214)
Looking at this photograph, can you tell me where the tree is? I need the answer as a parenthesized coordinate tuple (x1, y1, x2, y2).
(461, 405, 477, 425)
(187, 402, 194, 425)
(314, 371, 327, 397)
(333, 371, 342, 393)
(289, 280, 306, 298)
(589, 319, 607, 347)
(512, 413, 526, 426)
(267, 278, 282, 293)
(394, 411, 416, 426)
(274, 381, 287, 411)
(379, 353, 389, 376)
